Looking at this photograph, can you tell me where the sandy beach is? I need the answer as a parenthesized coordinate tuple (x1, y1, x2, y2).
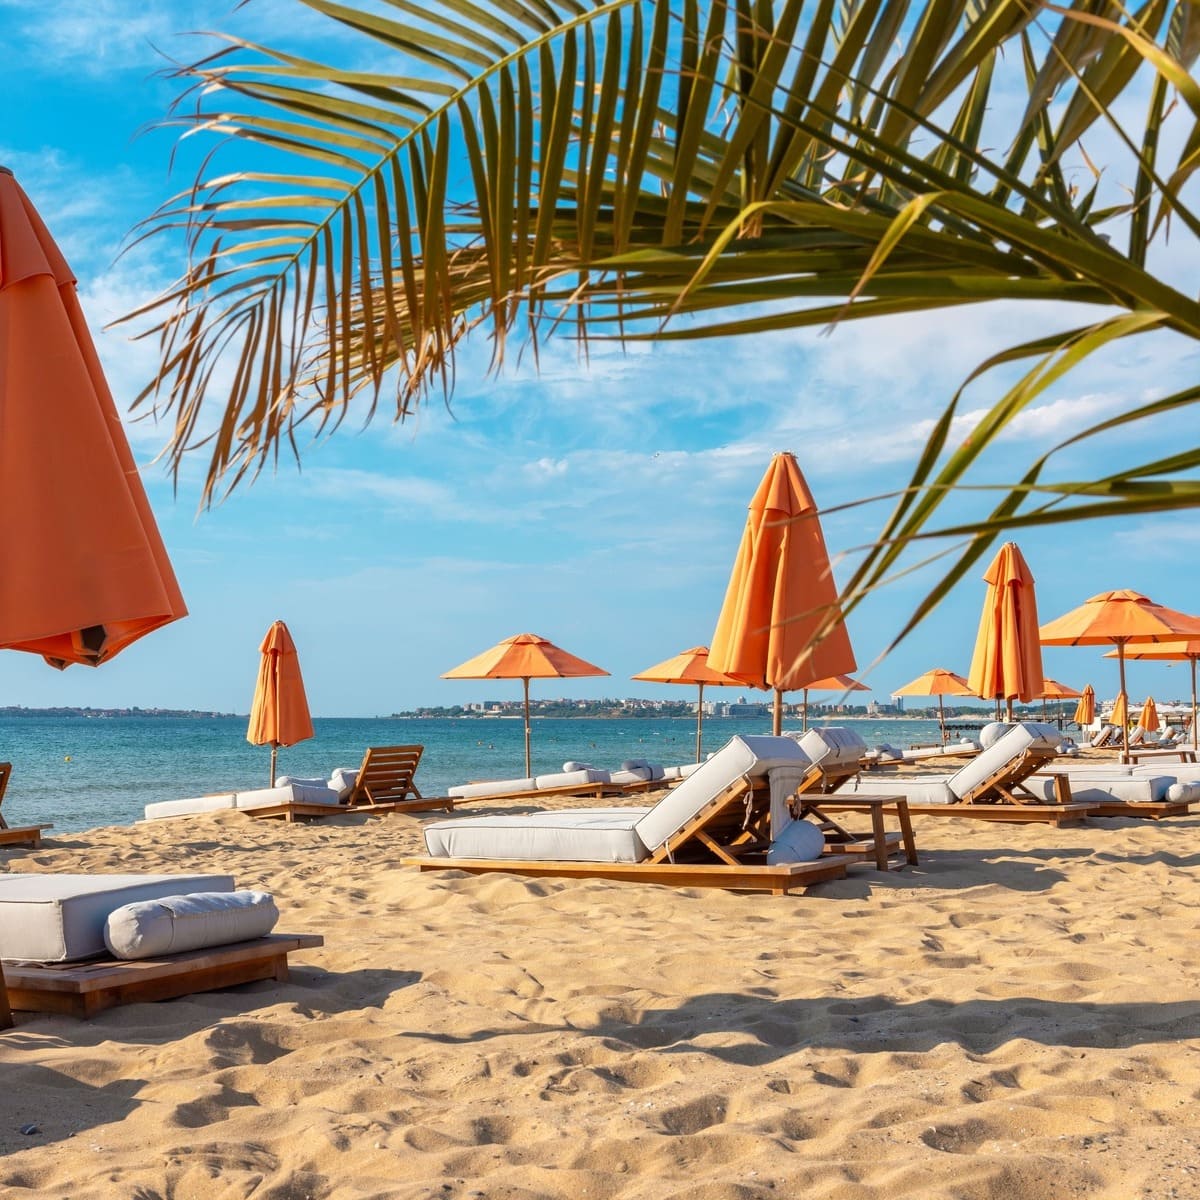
(3, 777, 1200, 1200)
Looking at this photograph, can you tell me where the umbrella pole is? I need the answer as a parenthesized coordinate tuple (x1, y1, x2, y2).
(270, 744, 278, 787)
(1192, 657, 1198, 753)
(802, 690, 809, 732)
(695, 682, 704, 763)
(1117, 642, 1129, 761)
(1005, 698, 1014, 722)
(522, 677, 532, 777)
(773, 689, 783, 736)
(938, 696, 946, 744)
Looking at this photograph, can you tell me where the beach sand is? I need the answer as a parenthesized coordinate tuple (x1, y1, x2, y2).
(3, 787, 1200, 1200)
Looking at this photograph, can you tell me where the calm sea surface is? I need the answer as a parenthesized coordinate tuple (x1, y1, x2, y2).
(0, 714, 957, 834)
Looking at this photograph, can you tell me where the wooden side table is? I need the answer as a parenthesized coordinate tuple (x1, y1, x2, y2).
(797, 794, 918, 870)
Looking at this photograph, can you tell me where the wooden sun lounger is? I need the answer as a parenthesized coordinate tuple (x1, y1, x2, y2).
(409, 774, 861, 894)
(876, 800, 1095, 827)
(1, 933, 324, 1019)
(0, 763, 52, 847)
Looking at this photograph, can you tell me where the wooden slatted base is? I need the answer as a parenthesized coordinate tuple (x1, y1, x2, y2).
(0, 823, 51, 847)
(404, 855, 853, 895)
(2, 933, 323, 1018)
(900, 802, 1096, 826)
(1085, 800, 1193, 820)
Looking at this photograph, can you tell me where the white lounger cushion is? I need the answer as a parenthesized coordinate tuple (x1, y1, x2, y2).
(0, 873, 235, 963)
(1027, 774, 1199, 805)
(448, 777, 537, 800)
(766, 819, 824, 864)
(144, 781, 340, 820)
(634, 735, 808, 854)
(797, 726, 865, 772)
(105, 890, 279, 959)
(848, 775, 959, 805)
(144, 794, 239, 821)
(424, 810, 648, 863)
(533, 769, 611, 790)
(943, 722, 1061, 800)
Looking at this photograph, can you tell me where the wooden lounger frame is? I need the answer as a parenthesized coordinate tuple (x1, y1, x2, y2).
(883, 801, 1095, 827)
(1, 933, 323, 1019)
(409, 774, 866, 894)
(0, 763, 52, 847)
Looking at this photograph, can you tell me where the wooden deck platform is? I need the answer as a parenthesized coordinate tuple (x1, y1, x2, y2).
(404, 855, 854, 895)
(2, 933, 324, 1018)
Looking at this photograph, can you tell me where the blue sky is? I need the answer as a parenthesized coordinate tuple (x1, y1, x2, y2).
(2, 0, 1198, 717)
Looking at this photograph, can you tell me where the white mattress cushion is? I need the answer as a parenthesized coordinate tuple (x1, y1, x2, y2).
(276, 775, 326, 789)
(1026, 774, 1173, 804)
(847, 775, 958, 805)
(0, 873, 235, 963)
(235, 783, 341, 810)
(424, 810, 648, 863)
(534, 769, 610, 790)
(1167, 780, 1200, 803)
(609, 768, 652, 785)
(328, 768, 359, 799)
(105, 890, 279, 960)
(677, 762, 704, 778)
(633, 735, 807, 853)
(948, 722, 1060, 801)
(144, 794, 237, 821)
(448, 777, 536, 800)
(1132, 764, 1200, 782)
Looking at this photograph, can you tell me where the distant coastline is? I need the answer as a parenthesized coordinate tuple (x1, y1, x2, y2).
(0, 706, 239, 720)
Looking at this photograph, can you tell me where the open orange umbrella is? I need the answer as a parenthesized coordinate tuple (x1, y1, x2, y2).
(1036, 678, 1082, 722)
(1107, 640, 1200, 751)
(443, 633, 609, 775)
(1073, 684, 1095, 728)
(633, 646, 743, 762)
(708, 452, 856, 735)
(799, 674, 868, 732)
(248, 621, 314, 785)
(0, 167, 186, 668)
(893, 667, 974, 743)
(1137, 696, 1159, 733)
(967, 543, 1044, 722)
(1041, 590, 1200, 759)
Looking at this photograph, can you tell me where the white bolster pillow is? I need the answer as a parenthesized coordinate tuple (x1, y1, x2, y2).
(104, 890, 279, 960)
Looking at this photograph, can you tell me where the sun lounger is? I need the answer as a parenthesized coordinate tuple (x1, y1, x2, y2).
(408, 735, 856, 894)
(0, 763, 53, 848)
(444, 756, 703, 806)
(0, 873, 322, 1019)
(844, 722, 1097, 825)
(1029, 770, 1199, 819)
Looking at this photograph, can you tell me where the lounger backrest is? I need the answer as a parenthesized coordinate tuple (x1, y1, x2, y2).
(633, 735, 809, 853)
(947, 722, 1061, 801)
(348, 745, 424, 805)
(797, 727, 867, 777)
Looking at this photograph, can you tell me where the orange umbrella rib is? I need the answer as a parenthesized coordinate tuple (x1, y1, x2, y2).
(0, 169, 186, 668)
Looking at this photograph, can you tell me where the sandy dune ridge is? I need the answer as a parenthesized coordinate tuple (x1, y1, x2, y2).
(3, 790, 1200, 1199)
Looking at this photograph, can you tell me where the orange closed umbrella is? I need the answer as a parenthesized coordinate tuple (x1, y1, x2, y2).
(633, 646, 742, 762)
(894, 667, 974, 744)
(248, 621, 315, 784)
(799, 674, 868, 732)
(708, 453, 856, 735)
(1072, 684, 1095, 728)
(1041, 590, 1200, 759)
(443, 633, 609, 775)
(967, 543, 1044, 722)
(0, 167, 186, 667)
(1107, 640, 1200, 751)
(1110, 691, 1129, 730)
(1138, 696, 1160, 733)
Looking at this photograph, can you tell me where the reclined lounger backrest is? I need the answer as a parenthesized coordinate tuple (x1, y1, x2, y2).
(947, 722, 1062, 802)
(633, 735, 809, 854)
(796, 727, 867, 787)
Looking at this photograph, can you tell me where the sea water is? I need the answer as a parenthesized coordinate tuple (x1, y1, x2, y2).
(0, 714, 955, 834)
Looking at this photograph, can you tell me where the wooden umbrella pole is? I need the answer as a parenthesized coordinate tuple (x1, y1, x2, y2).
(938, 695, 946, 744)
(1117, 641, 1129, 761)
(270, 743, 278, 787)
(773, 689, 783, 736)
(802, 689, 809, 732)
(523, 677, 532, 777)
(1005, 697, 1014, 722)
(695, 682, 705, 763)
(1191, 657, 1198, 752)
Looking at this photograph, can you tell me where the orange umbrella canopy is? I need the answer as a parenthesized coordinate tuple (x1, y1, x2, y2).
(708, 452, 856, 734)
(967, 543, 1044, 713)
(633, 646, 742, 761)
(0, 168, 186, 669)
(1110, 692, 1129, 728)
(1138, 696, 1160, 732)
(893, 668, 974, 698)
(248, 621, 314, 784)
(443, 633, 609, 775)
(1037, 679, 1082, 699)
(1073, 684, 1095, 727)
(1039, 591, 1200, 645)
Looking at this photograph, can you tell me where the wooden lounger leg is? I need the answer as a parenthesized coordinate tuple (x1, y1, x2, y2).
(896, 801, 919, 866)
(0, 964, 13, 1030)
(869, 804, 889, 871)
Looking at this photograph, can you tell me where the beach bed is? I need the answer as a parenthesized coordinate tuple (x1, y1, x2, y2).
(844, 722, 1097, 826)
(407, 734, 882, 894)
(0, 873, 323, 1019)
(0, 763, 52, 847)
(1027, 764, 1200, 820)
